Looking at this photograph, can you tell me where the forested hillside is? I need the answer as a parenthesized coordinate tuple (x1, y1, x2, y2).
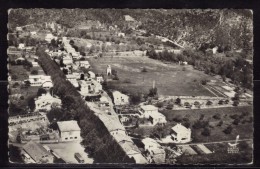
(9, 9, 253, 53)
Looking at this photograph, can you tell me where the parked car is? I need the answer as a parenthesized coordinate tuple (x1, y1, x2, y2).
(74, 153, 84, 163)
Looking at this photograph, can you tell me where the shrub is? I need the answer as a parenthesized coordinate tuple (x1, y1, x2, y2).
(201, 79, 207, 85)
(175, 98, 181, 105)
(223, 125, 233, 134)
(217, 120, 223, 127)
(230, 114, 239, 120)
(233, 100, 239, 106)
(213, 113, 221, 120)
(233, 118, 240, 125)
(12, 82, 20, 88)
(113, 75, 119, 80)
(166, 104, 174, 110)
(156, 102, 164, 108)
(20, 96, 24, 100)
(206, 100, 213, 106)
(201, 127, 211, 136)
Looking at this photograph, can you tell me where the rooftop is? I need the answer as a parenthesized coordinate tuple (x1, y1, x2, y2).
(140, 105, 158, 111)
(23, 141, 53, 163)
(57, 120, 81, 132)
(171, 123, 190, 133)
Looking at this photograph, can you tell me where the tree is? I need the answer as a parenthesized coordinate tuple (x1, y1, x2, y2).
(37, 88, 47, 96)
(148, 87, 158, 97)
(176, 98, 181, 105)
(233, 100, 240, 106)
(206, 100, 213, 106)
(69, 40, 74, 45)
(28, 96, 36, 111)
(223, 125, 233, 134)
(213, 113, 221, 120)
(201, 127, 211, 136)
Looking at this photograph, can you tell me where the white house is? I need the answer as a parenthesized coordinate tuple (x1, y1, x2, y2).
(75, 60, 90, 69)
(32, 62, 39, 67)
(112, 91, 129, 106)
(18, 43, 25, 49)
(28, 75, 52, 86)
(118, 32, 125, 37)
(91, 80, 102, 93)
(212, 46, 218, 54)
(57, 120, 81, 142)
(78, 80, 90, 96)
(139, 105, 167, 125)
(87, 71, 96, 79)
(142, 138, 166, 163)
(62, 55, 73, 66)
(30, 31, 37, 36)
(45, 33, 54, 43)
(170, 123, 191, 143)
(16, 26, 23, 31)
(41, 81, 53, 90)
(96, 76, 104, 83)
(35, 93, 61, 111)
(138, 105, 158, 118)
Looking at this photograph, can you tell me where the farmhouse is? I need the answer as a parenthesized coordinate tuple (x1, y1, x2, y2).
(112, 91, 129, 106)
(45, 33, 55, 43)
(35, 93, 61, 111)
(96, 75, 104, 83)
(57, 120, 81, 142)
(87, 71, 96, 79)
(30, 31, 37, 36)
(75, 60, 90, 69)
(170, 123, 191, 143)
(18, 43, 25, 49)
(21, 141, 54, 164)
(32, 61, 39, 67)
(142, 138, 166, 163)
(138, 105, 158, 117)
(28, 75, 52, 86)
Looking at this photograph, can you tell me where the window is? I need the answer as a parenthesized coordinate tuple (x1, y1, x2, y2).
(70, 137, 73, 139)
(74, 137, 77, 139)
(65, 137, 68, 140)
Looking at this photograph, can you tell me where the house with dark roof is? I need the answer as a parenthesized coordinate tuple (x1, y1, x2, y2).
(21, 141, 54, 163)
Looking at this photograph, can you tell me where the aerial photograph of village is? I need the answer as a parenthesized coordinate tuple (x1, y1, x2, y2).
(7, 9, 253, 165)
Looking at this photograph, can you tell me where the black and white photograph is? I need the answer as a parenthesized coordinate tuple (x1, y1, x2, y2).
(7, 9, 253, 165)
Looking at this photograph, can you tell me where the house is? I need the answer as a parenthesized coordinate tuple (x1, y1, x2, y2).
(148, 111, 167, 126)
(142, 138, 166, 163)
(78, 80, 90, 96)
(139, 105, 167, 125)
(170, 123, 191, 143)
(35, 93, 61, 111)
(96, 76, 104, 83)
(91, 80, 102, 93)
(87, 71, 96, 79)
(118, 32, 125, 37)
(28, 75, 52, 86)
(30, 31, 37, 36)
(21, 141, 54, 163)
(124, 15, 135, 22)
(62, 55, 73, 66)
(16, 26, 23, 31)
(112, 91, 129, 106)
(212, 46, 218, 54)
(45, 33, 54, 43)
(75, 60, 90, 69)
(138, 105, 158, 118)
(99, 96, 109, 107)
(18, 43, 25, 49)
(15, 57, 25, 63)
(183, 61, 188, 65)
(32, 61, 39, 67)
(57, 120, 81, 142)
(41, 81, 53, 90)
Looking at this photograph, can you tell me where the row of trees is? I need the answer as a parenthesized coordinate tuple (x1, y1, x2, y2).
(37, 47, 134, 163)
(147, 49, 253, 89)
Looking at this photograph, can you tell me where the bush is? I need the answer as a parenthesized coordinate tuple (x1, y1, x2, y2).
(113, 75, 119, 80)
(213, 113, 221, 120)
(12, 82, 20, 88)
(217, 120, 223, 127)
(166, 104, 174, 110)
(201, 127, 211, 136)
(223, 125, 233, 134)
(233, 118, 240, 125)
(201, 79, 208, 85)
(175, 98, 181, 105)
(156, 102, 164, 108)
(206, 100, 213, 106)
(233, 100, 239, 106)
(230, 114, 239, 120)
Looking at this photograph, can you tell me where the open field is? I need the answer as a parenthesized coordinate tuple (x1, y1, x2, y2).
(161, 106, 253, 143)
(128, 106, 253, 143)
(88, 55, 216, 96)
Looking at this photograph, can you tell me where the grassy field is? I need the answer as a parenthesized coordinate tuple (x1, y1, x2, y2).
(9, 65, 29, 81)
(161, 106, 253, 143)
(88, 55, 216, 96)
(128, 106, 253, 143)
